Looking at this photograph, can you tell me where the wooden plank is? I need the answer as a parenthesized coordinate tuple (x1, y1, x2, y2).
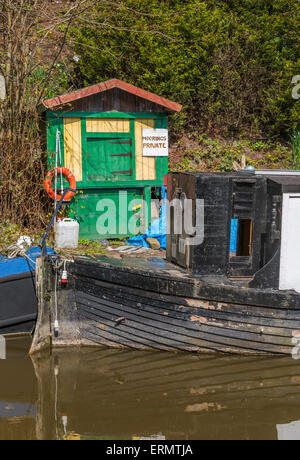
(76, 293, 293, 353)
(63, 118, 82, 181)
(79, 306, 284, 354)
(86, 118, 130, 133)
(72, 258, 300, 310)
(76, 282, 300, 336)
(135, 119, 156, 181)
(42, 78, 182, 112)
(77, 277, 300, 325)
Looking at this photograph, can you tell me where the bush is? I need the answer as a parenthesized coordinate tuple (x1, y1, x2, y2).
(70, 0, 300, 140)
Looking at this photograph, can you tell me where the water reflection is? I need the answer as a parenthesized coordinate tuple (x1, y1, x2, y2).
(0, 337, 36, 440)
(1, 338, 300, 440)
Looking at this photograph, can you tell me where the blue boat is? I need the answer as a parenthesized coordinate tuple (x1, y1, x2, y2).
(0, 247, 55, 336)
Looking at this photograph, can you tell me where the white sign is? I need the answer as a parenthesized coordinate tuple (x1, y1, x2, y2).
(142, 129, 168, 157)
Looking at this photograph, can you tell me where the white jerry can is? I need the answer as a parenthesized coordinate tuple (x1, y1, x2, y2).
(55, 218, 79, 249)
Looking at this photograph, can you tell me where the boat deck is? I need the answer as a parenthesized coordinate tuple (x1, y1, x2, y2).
(71, 255, 300, 310)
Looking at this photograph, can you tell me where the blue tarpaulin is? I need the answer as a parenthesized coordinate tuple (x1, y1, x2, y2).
(0, 246, 55, 278)
(127, 187, 167, 249)
(230, 219, 238, 255)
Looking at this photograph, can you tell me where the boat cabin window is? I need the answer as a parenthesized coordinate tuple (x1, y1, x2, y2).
(230, 218, 253, 257)
(236, 219, 253, 256)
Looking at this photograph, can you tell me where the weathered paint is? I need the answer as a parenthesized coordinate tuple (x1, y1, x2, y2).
(41, 79, 182, 113)
(190, 316, 208, 324)
(31, 255, 300, 355)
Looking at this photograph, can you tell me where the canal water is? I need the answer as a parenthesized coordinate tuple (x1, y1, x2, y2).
(1, 336, 300, 440)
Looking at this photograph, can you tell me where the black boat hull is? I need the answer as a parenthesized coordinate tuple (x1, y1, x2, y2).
(31, 255, 300, 355)
(0, 272, 38, 336)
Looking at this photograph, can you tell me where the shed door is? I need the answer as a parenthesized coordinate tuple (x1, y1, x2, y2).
(86, 137, 133, 182)
(279, 194, 300, 292)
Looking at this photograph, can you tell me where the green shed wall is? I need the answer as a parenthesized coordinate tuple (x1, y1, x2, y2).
(46, 112, 168, 240)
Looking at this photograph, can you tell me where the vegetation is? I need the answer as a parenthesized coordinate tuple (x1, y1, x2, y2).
(0, 0, 87, 229)
(0, 0, 299, 238)
(71, 0, 300, 139)
(0, 223, 122, 257)
(170, 136, 293, 172)
(292, 128, 300, 169)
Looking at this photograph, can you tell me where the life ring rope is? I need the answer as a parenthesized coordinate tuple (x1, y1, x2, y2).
(45, 167, 77, 202)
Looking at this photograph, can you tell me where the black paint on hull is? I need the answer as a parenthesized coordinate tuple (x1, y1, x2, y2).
(70, 257, 300, 355)
(0, 272, 38, 336)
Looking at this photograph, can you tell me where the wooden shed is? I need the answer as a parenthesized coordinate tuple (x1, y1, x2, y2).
(40, 79, 182, 240)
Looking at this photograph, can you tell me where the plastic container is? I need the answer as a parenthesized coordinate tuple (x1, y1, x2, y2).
(55, 218, 79, 249)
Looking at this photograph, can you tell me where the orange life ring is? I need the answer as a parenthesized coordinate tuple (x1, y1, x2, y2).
(45, 167, 77, 201)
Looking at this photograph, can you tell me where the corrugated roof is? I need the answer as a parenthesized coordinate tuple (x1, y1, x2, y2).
(41, 78, 182, 112)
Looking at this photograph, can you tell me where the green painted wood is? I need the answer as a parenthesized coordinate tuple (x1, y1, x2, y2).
(46, 112, 168, 189)
(154, 117, 168, 183)
(77, 180, 165, 189)
(86, 136, 133, 182)
(46, 114, 65, 168)
(143, 186, 152, 230)
(85, 132, 130, 139)
(81, 118, 135, 187)
(45, 111, 169, 239)
(69, 188, 145, 239)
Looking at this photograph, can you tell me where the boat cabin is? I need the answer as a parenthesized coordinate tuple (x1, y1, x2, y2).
(40, 79, 181, 240)
(167, 170, 300, 292)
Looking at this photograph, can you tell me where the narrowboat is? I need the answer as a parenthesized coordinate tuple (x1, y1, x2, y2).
(32, 170, 300, 355)
(0, 247, 54, 336)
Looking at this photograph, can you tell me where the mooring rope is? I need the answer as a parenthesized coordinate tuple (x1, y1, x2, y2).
(54, 130, 64, 213)
(6, 244, 36, 265)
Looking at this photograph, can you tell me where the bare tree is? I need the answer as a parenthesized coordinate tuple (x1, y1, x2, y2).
(0, 0, 169, 229)
(0, 0, 89, 227)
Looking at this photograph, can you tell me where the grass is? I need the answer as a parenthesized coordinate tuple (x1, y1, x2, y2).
(0, 221, 128, 258)
(292, 129, 300, 170)
(0, 221, 44, 254)
(170, 136, 293, 172)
